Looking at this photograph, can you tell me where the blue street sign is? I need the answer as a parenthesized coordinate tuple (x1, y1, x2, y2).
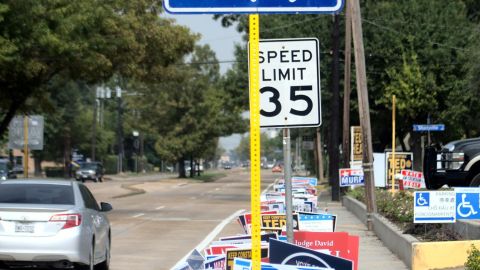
(164, 0, 344, 14)
(413, 124, 445, 132)
(455, 188, 480, 220)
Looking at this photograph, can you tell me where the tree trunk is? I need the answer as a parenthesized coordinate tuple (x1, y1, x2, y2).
(178, 157, 186, 178)
(411, 132, 423, 171)
(63, 130, 72, 178)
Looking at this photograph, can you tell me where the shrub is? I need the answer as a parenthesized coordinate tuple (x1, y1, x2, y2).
(466, 245, 480, 270)
(45, 167, 64, 178)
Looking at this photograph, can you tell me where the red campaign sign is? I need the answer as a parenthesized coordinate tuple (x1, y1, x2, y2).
(292, 231, 359, 270)
(244, 210, 278, 225)
(400, 170, 424, 189)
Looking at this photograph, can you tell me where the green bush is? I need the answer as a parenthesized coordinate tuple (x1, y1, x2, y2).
(347, 188, 414, 223)
(103, 155, 119, 174)
(466, 245, 480, 270)
(45, 167, 64, 178)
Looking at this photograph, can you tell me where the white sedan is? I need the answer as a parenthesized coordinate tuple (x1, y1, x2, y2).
(0, 180, 112, 270)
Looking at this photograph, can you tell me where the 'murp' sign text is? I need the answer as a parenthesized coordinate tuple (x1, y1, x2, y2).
(257, 38, 321, 128)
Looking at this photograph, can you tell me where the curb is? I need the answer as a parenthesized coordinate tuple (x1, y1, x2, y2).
(343, 196, 415, 269)
(343, 195, 480, 270)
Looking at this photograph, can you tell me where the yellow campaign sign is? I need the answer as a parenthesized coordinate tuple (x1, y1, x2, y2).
(248, 14, 262, 270)
(226, 247, 269, 270)
(261, 214, 299, 229)
(351, 126, 362, 162)
(385, 152, 413, 187)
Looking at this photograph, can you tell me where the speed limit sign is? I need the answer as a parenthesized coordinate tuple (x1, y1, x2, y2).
(254, 38, 321, 128)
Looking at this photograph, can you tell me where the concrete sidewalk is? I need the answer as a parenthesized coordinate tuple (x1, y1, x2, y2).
(318, 194, 409, 270)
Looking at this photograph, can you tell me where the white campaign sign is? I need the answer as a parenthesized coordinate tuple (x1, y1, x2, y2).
(258, 38, 321, 128)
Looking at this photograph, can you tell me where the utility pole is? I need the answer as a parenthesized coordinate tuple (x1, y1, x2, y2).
(342, 0, 353, 169)
(23, 116, 29, 178)
(351, 0, 377, 229)
(329, 14, 341, 201)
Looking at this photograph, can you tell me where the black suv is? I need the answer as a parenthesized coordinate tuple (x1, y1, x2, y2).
(75, 162, 104, 182)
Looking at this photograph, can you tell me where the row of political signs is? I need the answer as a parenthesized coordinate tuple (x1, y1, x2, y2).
(339, 168, 425, 189)
(414, 188, 480, 223)
(175, 176, 360, 270)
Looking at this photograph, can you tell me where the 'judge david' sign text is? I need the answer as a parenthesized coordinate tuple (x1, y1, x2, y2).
(256, 38, 321, 128)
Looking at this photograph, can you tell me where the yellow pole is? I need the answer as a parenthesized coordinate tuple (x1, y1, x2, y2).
(391, 95, 396, 192)
(23, 116, 28, 178)
(248, 14, 261, 270)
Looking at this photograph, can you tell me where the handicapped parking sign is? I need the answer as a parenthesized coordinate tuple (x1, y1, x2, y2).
(455, 188, 480, 220)
(415, 192, 430, 207)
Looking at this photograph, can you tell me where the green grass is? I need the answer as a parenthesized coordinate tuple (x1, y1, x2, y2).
(192, 172, 227, 182)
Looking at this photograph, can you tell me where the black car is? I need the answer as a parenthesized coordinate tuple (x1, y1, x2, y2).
(0, 159, 16, 181)
(75, 162, 104, 182)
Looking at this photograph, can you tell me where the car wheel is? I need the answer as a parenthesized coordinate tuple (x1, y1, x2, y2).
(469, 173, 480, 187)
(94, 177, 98, 183)
(99, 177, 103, 183)
(96, 237, 110, 270)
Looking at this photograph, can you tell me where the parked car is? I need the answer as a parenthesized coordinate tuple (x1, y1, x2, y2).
(272, 165, 283, 173)
(0, 180, 112, 270)
(0, 159, 16, 180)
(223, 163, 232, 170)
(75, 162, 104, 183)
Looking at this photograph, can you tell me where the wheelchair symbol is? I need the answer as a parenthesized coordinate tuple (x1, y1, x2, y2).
(457, 194, 478, 218)
(416, 193, 429, 206)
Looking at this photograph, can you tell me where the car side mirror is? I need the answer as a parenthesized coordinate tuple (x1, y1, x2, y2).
(100, 202, 113, 212)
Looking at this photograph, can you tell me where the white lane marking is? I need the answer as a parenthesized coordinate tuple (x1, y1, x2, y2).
(262, 182, 276, 195)
(171, 209, 245, 270)
(132, 213, 145, 218)
(155, 206, 165, 210)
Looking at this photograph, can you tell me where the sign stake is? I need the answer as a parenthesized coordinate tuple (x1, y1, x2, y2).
(248, 14, 261, 270)
(391, 95, 396, 192)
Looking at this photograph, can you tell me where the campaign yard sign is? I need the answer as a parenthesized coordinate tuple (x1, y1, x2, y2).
(339, 168, 364, 187)
(292, 231, 359, 270)
(261, 214, 299, 230)
(226, 247, 269, 270)
(292, 176, 318, 186)
(233, 258, 330, 270)
(204, 255, 226, 270)
(298, 214, 335, 232)
(400, 170, 425, 189)
(269, 239, 353, 270)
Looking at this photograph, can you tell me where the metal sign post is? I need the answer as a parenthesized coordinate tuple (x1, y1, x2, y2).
(283, 128, 293, 243)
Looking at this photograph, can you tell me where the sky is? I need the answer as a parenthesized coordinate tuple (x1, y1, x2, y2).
(162, 13, 244, 152)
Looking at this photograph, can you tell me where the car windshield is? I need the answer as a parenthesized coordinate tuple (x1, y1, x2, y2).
(0, 184, 74, 205)
(80, 163, 97, 170)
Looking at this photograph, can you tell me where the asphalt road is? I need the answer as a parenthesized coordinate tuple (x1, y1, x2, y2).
(86, 169, 278, 270)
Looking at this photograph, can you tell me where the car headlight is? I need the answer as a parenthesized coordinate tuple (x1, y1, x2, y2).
(448, 152, 464, 170)
(88, 170, 95, 174)
(1, 176, 6, 180)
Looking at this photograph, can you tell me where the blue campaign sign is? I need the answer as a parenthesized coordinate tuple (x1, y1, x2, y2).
(413, 124, 445, 132)
(455, 188, 480, 220)
(292, 177, 318, 186)
(269, 239, 353, 270)
(164, 0, 344, 14)
(339, 169, 364, 187)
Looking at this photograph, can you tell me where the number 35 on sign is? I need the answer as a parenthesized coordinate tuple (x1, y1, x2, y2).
(252, 38, 321, 128)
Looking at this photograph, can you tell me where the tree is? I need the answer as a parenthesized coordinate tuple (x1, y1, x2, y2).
(0, 0, 196, 138)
